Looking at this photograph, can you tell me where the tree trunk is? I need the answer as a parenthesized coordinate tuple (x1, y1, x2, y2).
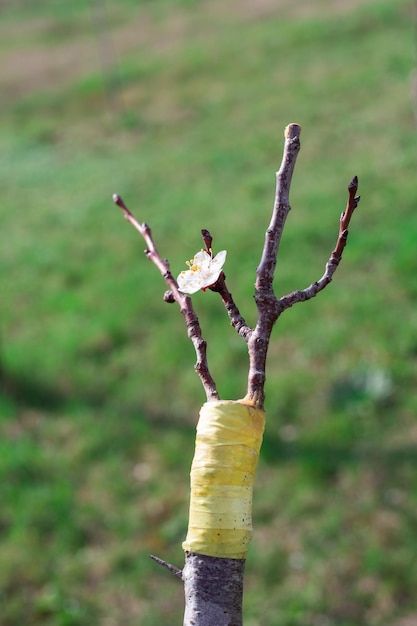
(183, 553, 245, 626)
(181, 400, 265, 625)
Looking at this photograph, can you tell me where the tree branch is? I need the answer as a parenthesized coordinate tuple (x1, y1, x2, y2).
(245, 123, 302, 409)
(113, 194, 220, 402)
(255, 124, 302, 294)
(201, 229, 253, 342)
(244, 127, 361, 410)
(210, 273, 253, 341)
(277, 176, 360, 313)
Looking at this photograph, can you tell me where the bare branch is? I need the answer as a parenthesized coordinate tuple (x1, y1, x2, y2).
(244, 130, 360, 410)
(277, 176, 360, 313)
(113, 194, 220, 402)
(245, 123, 302, 409)
(255, 123, 302, 294)
(201, 229, 253, 342)
(210, 273, 253, 342)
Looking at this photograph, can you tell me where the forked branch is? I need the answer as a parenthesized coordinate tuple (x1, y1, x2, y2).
(113, 194, 219, 402)
(277, 176, 360, 313)
(114, 124, 360, 412)
(245, 124, 360, 409)
(245, 123, 302, 408)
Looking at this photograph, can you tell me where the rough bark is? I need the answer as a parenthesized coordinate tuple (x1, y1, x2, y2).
(183, 553, 245, 626)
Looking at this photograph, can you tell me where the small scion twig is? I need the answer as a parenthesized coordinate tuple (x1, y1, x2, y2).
(113, 194, 220, 402)
(202, 229, 253, 342)
(149, 554, 183, 580)
(209, 273, 253, 342)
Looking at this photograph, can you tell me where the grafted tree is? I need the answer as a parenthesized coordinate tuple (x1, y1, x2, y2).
(113, 123, 360, 625)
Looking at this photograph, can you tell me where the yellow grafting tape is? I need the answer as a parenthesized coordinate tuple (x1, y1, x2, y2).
(182, 400, 265, 559)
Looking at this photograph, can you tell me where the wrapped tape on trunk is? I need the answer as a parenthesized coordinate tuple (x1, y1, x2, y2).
(182, 400, 265, 559)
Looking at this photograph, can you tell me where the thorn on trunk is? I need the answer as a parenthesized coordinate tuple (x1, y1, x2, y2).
(149, 554, 183, 579)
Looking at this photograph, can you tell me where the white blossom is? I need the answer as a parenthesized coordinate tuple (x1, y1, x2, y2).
(177, 250, 227, 294)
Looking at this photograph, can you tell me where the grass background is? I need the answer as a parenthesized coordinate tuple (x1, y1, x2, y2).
(1, 0, 416, 624)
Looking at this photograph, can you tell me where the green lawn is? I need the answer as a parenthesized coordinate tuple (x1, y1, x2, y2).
(1, 0, 416, 624)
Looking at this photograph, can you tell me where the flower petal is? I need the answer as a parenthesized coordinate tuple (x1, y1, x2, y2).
(211, 250, 227, 270)
(193, 250, 211, 269)
(177, 249, 227, 294)
(177, 270, 205, 294)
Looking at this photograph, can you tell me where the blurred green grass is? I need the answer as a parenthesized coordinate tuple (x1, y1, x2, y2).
(1, 0, 416, 624)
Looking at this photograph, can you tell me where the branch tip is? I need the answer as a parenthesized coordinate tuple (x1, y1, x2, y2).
(113, 193, 125, 208)
(284, 122, 302, 140)
(348, 176, 358, 192)
(113, 193, 134, 222)
(201, 229, 213, 254)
